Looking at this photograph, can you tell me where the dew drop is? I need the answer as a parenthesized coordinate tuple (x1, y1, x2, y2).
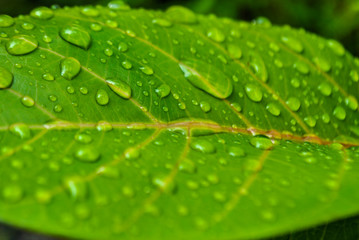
(345, 95, 358, 111)
(227, 146, 245, 157)
(96, 121, 113, 132)
(64, 177, 88, 201)
(90, 23, 102, 32)
(333, 106, 346, 120)
(0, 15, 14, 27)
(281, 36, 303, 53)
(350, 70, 358, 82)
(190, 139, 216, 154)
(121, 60, 132, 70)
(60, 25, 91, 50)
(42, 73, 55, 81)
(81, 7, 100, 17)
(207, 28, 225, 43)
(106, 79, 131, 99)
(9, 123, 31, 139)
(60, 57, 81, 80)
(293, 61, 309, 75)
(125, 148, 140, 160)
(96, 89, 109, 105)
(140, 65, 154, 75)
(304, 116, 317, 127)
(286, 97, 301, 111)
(250, 136, 273, 150)
(6, 35, 38, 55)
(21, 96, 35, 107)
(108, 1, 131, 10)
(200, 101, 211, 113)
(35, 189, 52, 204)
(179, 158, 197, 174)
(318, 82, 332, 96)
(227, 44, 242, 59)
(165, 6, 197, 24)
(155, 84, 171, 98)
(2, 185, 23, 203)
(152, 18, 172, 27)
(74, 133, 93, 144)
(266, 102, 281, 116)
(118, 42, 128, 52)
(245, 83, 263, 102)
(30, 7, 54, 20)
(249, 52, 268, 82)
(313, 57, 331, 72)
(97, 166, 120, 179)
(327, 39, 345, 56)
(74, 147, 100, 162)
(0, 66, 13, 89)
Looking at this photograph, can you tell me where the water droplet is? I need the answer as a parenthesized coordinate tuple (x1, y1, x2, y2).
(96, 121, 112, 132)
(42, 73, 55, 81)
(106, 79, 131, 99)
(81, 7, 100, 17)
(118, 42, 128, 52)
(350, 70, 358, 82)
(75, 205, 91, 220)
(166, 6, 197, 24)
(152, 18, 172, 27)
(6, 35, 38, 55)
(122, 186, 135, 198)
(290, 78, 300, 88)
(74, 147, 100, 162)
(104, 48, 113, 57)
(281, 36, 303, 53)
(0, 15, 14, 27)
(140, 65, 154, 75)
(90, 23, 102, 32)
(293, 61, 309, 75)
(266, 102, 281, 116)
(313, 57, 331, 72)
(96, 89, 109, 105)
(286, 97, 301, 111)
(108, 1, 131, 10)
(200, 101, 211, 113)
(190, 139, 216, 154)
(333, 106, 346, 120)
(74, 133, 92, 144)
(125, 148, 140, 160)
(179, 61, 233, 99)
(318, 82, 332, 96)
(64, 177, 88, 201)
(54, 104, 63, 113)
(21, 22, 35, 30)
(227, 44, 242, 59)
(249, 52, 268, 82)
(227, 146, 245, 157)
(155, 84, 171, 98)
(0, 66, 13, 89)
(207, 28, 225, 42)
(250, 136, 273, 150)
(30, 7, 54, 20)
(35, 189, 52, 204)
(327, 39, 345, 56)
(9, 123, 31, 139)
(179, 158, 196, 174)
(121, 60, 132, 70)
(345, 96, 358, 111)
(60, 57, 81, 80)
(60, 25, 91, 50)
(322, 113, 331, 123)
(244, 83, 263, 102)
(21, 96, 35, 107)
(97, 166, 120, 179)
(304, 116, 317, 127)
(42, 35, 52, 43)
(2, 185, 23, 203)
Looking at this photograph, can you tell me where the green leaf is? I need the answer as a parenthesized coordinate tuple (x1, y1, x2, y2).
(0, 3, 358, 240)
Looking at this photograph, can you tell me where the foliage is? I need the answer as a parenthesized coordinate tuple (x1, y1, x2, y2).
(0, 2, 359, 240)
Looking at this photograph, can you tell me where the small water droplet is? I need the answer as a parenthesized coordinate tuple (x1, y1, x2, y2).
(97, 166, 120, 179)
(245, 83, 263, 102)
(108, 1, 131, 10)
(313, 57, 331, 72)
(96, 121, 112, 132)
(166, 6, 197, 24)
(30, 7, 54, 20)
(9, 123, 31, 139)
(35, 189, 52, 204)
(345, 96, 358, 111)
(118, 42, 128, 52)
(327, 39, 345, 56)
(179, 158, 197, 174)
(42, 73, 55, 81)
(266, 102, 281, 116)
(350, 70, 358, 82)
(333, 106, 346, 120)
(304, 116, 317, 127)
(227, 146, 245, 157)
(200, 101, 211, 113)
(318, 82, 332, 96)
(125, 148, 140, 160)
(60, 25, 91, 50)
(81, 7, 100, 17)
(250, 136, 273, 150)
(207, 28, 225, 42)
(2, 185, 23, 203)
(21, 96, 35, 107)
(74, 147, 100, 162)
(96, 89, 109, 105)
(286, 97, 301, 111)
(6, 35, 38, 55)
(152, 18, 172, 27)
(64, 177, 88, 201)
(155, 84, 171, 98)
(90, 23, 102, 32)
(106, 79, 131, 99)
(0, 15, 14, 27)
(227, 44, 242, 59)
(74, 133, 93, 144)
(60, 57, 81, 80)
(293, 61, 309, 75)
(281, 36, 303, 53)
(190, 139, 216, 154)
(0, 66, 13, 89)
(140, 65, 154, 75)
(121, 60, 132, 70)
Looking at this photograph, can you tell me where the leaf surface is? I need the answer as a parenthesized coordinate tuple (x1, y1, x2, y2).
(0, 4, 359, 240)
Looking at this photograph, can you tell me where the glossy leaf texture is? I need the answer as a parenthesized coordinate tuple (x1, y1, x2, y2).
(0, 3, 359, 240)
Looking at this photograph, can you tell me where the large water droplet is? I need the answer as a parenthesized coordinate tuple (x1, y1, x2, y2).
(0, 15, 14, 27)
(6, 35, 38, 55)
(281, 36, 303, 53)
(30, 7, 54, 20)
(244, 83, 263, 102)
(9, 123, 31, 139)
(200, 101, 211, 113)
(207, 28, 225, 42)
(0, 66, 13, 89)
(155, 84, 171, 98)
(60, 25, 91, 50)
(64, 177, 88, 201)
(108, 1, 131, 10)
(266, 102, 281, 116)
(286, 97, 301, 111)
(81, 7, 100, 17)
(318, 82, 332, 96)
(313, 57, 331, 72)
(74, 147, 100, 162)
(227, 146, 245, 157)
(21, 96, 35, 107)
(327, 39, 345, 56)
(333, 106, 346, 120)
(293, 61, 309, 75)
(179, 158, 197, 174)
(250, 136, 273, 150)
(249, 52, 268, 82)
(166, 6, 197, 24)
(304, 116, 317, 127)
(227, 44, 242, 59)
(179, 60, 233, 99)
(345, 96, 358, 111)
(106, 79, 131, 99)
(60, 57, 81, 80)
(96, 89, 109, 105)
(190, 139, 216, 154)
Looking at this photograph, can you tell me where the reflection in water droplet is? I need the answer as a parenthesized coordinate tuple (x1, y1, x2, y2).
(60, 25, 91, 50)
(6, 35, 38, 55)
(155, 84, 171, 98)
(106, 79, 131, 99)
(249, 52, 268, 82)
(60, 57, 81, 80)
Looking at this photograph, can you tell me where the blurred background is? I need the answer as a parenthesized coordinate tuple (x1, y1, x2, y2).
(0, 0, 359, 239)
(0, 0, 359, 56)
